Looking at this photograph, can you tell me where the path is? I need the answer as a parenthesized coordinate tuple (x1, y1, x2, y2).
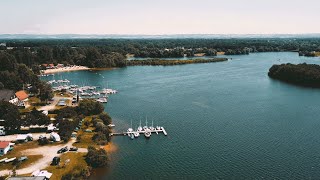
(0, 139, 87, 176)
(37, 96, 72, 111)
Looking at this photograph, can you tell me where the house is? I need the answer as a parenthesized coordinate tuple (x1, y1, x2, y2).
(0, 141, 10, 155)
(15, 90, 29, 107)
(0, 89, 16, 102)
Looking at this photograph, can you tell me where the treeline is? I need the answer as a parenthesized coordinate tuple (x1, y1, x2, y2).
(127, 58, 228, 66)
(268, 63, 320, 88)
(0, 102, 50, 133)
(1, 38, 320, 65)
(0, 52, 53, 102)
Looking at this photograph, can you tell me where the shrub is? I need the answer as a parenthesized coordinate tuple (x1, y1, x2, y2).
(85, 146, 108, 168)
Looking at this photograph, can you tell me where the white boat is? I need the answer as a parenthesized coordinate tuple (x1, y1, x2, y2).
(127, 120, 133, 135)
(108, 124, 115, 128)
(144, 130, 151, 138)
(134, 132, 140, 137)
(149, 119, 155, 131)
(97, 98, 107, 103)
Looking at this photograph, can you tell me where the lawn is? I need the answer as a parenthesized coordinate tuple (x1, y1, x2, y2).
(73, 116, 98, 149)
(45, 152, 87, 180)
(0, 141, 43, 171)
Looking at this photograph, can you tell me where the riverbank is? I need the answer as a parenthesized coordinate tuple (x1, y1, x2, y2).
(42, 66, 90, 74)
(126, 58, 228, 66)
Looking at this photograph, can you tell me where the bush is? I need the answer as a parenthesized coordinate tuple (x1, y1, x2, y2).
(92, 132, 108, 145)
(38, 137, 49, 145)
(61, 164, 91, 180)
(85, 146, 108, 168)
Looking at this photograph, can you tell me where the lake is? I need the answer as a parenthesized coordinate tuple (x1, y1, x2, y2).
(44, 52, 320, 179)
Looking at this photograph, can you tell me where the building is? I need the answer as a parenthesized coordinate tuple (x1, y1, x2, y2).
(7, 177, 47, 180)
(15, 90, 29, 107)
(0, 141, 10, 155)
(0, 89, 29, 108)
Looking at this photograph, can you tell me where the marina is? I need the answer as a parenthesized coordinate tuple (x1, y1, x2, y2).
(110, 127, 167, 138)
(42, 75, 118, 103)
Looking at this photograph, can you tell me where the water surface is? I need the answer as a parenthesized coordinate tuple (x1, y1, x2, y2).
(44, 52, 320, 179)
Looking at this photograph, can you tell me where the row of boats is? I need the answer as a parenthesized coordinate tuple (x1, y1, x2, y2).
(126, 119, 167, 139)
(47, 78, 118, 104)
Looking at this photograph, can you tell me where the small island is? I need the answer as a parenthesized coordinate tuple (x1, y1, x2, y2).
(268, 63, 320, 88)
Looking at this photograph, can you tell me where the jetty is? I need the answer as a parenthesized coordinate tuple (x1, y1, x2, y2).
(109, 127, 168, 138)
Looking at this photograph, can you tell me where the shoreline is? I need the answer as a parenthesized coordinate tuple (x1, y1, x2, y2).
(42, 66, 90, 74)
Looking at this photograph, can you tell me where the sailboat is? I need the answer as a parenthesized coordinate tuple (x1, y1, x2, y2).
(127, 119, 133, 136)
(143, 116, 148, 131)
(137, 118, 142, 132)
(149, 119, 155, 131)
(144, 116, 151, 138)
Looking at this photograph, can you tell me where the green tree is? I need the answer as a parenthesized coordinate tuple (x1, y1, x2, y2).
(85, 146, 108, 168)
(0, 101, 20, 133)
(0, 52, 17, 71)
(98, 112, 112, 125)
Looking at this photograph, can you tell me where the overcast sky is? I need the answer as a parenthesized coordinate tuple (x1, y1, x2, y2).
(1, 0, 319, 34)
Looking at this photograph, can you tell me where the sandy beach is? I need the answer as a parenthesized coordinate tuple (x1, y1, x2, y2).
(42, 66, 90, 74)
(103, 142, 118, 153)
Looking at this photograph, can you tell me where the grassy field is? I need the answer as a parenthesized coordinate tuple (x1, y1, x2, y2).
(0, 141, 42, 171)
(73, 116, 98, 149)
(45, 152, 87, 180)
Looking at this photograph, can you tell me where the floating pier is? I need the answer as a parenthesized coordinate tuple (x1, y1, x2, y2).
(110, 127, 168, 138)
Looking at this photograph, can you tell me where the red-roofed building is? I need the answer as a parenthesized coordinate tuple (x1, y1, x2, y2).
(16, 90, 29, 101)
(9, 90, 29, 108)
(0, 141, 10, 155)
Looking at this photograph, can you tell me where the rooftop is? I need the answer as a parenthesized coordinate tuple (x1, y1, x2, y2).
(0, 141, 10, 148)
(15, 90, 29, 101)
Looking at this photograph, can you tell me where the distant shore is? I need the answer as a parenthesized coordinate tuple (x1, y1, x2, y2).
(42, 65, 90, 74)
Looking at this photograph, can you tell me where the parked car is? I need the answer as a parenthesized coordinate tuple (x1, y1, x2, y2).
(57, 146, 68, 154)
(51, 157, 60, 165)
(69, 147, 78, 151)
(18, 156, 28, 162)
(85, 129, 92, 133)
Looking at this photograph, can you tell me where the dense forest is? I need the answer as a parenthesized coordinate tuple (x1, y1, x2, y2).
(0, 51, 53, 101)
(1, 38, 320, 91)
(0, 38, 320, 69)
(268, 63, 320, 88)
